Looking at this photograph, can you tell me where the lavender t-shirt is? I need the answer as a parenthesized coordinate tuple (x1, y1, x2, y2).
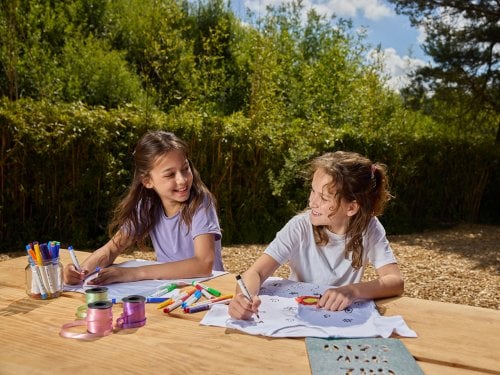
(149, 197, 224, 271)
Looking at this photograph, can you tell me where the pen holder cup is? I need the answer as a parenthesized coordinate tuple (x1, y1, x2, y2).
(25, 258, 63, 299)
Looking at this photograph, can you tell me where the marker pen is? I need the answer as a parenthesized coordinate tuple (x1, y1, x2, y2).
(149, 283, 177, 297)
(68, 245, 82, 272)
(236, 275, 260, 319)
(192, 281, 222, 297)
(181, 290, 202, 308)
(184, 298, 231, 313)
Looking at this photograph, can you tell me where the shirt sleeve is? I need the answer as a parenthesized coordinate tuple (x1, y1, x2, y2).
(366, 217, 397, 269)
(264, 215, 305, 265)
(190, 196, 222, 241)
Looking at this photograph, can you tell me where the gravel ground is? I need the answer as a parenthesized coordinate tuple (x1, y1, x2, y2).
(218, 224, 500, 310)
(4, 224, 498, 309)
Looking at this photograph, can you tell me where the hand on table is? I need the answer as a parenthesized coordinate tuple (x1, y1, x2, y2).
(317, 286, 355, 311)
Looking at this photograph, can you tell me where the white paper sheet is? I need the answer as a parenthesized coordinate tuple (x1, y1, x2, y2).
(63, 259, 228, 301)
(200, 278, 417, 338)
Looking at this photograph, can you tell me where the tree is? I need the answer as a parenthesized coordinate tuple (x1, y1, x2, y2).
(388, 0, 500, 143)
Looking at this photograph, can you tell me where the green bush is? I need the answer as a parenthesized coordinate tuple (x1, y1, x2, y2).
(1, 98, 498, 252)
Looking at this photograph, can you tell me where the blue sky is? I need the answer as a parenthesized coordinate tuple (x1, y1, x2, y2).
(230, 0, 430, 90)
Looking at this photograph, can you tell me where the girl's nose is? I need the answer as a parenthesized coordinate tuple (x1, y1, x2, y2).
(176, 171, 187, 184)
(308, 191, 317, 207)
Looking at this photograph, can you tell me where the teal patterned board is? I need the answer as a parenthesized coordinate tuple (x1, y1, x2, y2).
(305, 337, 424, 375)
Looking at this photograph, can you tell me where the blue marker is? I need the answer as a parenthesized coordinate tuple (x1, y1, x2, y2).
(68, 245, 82, 272)
(111, 297, 168, 304)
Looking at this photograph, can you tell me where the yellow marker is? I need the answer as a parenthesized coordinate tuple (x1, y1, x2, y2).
(157, 298, 174, 309)
(33, 243, 52, 297)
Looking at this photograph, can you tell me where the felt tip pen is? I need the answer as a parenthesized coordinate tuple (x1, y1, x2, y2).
(184, 298, 232, 313)
(146, 297, 170, 303)
(236, 275, 260, 319)
(68, 245, 82, 272)
(194, 284, 212, 299)
(26, 254, 48, 299)
(111, 296, 169, 304)
(159, 286, 196, 310)
(149, 283, 177, 297)
(181, 290, 202, 308)
(157, 298, 174, 309)
(190, 294, 233, 308)
(192, 281, 222, 297)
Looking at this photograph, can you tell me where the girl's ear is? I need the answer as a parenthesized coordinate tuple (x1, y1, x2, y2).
(346, 200, 360, 217)
(141, 174, 153, 189)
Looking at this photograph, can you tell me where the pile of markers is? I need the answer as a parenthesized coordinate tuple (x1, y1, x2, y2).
(148, 281, 232, 314)
(25, 241, 63, 299)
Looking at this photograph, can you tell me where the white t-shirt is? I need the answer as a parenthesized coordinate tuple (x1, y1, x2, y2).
(264, 211, 396, 286)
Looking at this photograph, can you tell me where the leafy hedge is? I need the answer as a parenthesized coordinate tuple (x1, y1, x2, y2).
(1, 99, 498, 251)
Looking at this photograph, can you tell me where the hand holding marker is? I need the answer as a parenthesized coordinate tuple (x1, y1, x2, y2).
(236, 275, 260, 319)
(67, 245, 82, 272)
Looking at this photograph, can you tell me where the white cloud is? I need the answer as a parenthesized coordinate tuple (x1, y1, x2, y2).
(242, 0, 393, 20)
(369, 48, 427, 91)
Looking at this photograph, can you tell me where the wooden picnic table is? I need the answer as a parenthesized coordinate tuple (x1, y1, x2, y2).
(0, 251, 498, 374)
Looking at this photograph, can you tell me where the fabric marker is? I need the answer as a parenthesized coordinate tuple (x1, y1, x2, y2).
(192, 281, 222, 297)
(190, 294, 233, 308)
(185, 298, 231, 314)
(158, 287, 193, 310)
(111, 296, 168, 303)
(194, 284, 212, 299)
(111, 294, 167, 304)
(145, 297, 170, 303)
(26, 252, 48, 299)
(157, 298, 174, 309)
(68, 245, 82, 272)
(236, 275, 260, 319)
(33, 242, 53, 297)
(184, 294, 233, 311)
(163, 287, 197, 313)
(181, 290, 202, 308)
(149, 283, 177, 298)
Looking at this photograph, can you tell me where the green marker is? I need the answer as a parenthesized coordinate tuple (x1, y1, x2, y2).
(192, 281, 222, 297)
(150, 283, 177, 297)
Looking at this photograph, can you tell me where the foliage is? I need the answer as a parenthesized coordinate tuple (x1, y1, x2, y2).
(388, 0, 500, 142)
(0, 0, 498, 252)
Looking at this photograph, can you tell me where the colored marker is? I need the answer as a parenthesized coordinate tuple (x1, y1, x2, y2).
(163, 287, 197, 313)
(145, 297, 170, 303)
(192, 281, 221, 297)
(194, 284, 212, 299)
(33, 242, 53, 297)
(236, 275, 260, 319)
(157, 298, 174, 309)
(26, 250, 48, 300)
(68, 245, 82, 272)
(149, 283, 177, 297)
(181, 290, 202, 308)
(185, 298, 232, 313)
(190, 294, 233, 308)
(111, 296, 167, 304)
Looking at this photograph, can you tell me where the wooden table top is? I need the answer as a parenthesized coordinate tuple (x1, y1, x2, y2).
(0, 251, 498, 375)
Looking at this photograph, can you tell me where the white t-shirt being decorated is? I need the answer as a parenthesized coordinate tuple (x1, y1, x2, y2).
(264, 211, 396, 286)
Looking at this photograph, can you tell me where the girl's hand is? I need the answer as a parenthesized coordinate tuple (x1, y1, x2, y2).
(228, 293, 261, 320)
(318, 286, 355, 311)
(87, 266, 132, 285)
(63, 264, 85, 285)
